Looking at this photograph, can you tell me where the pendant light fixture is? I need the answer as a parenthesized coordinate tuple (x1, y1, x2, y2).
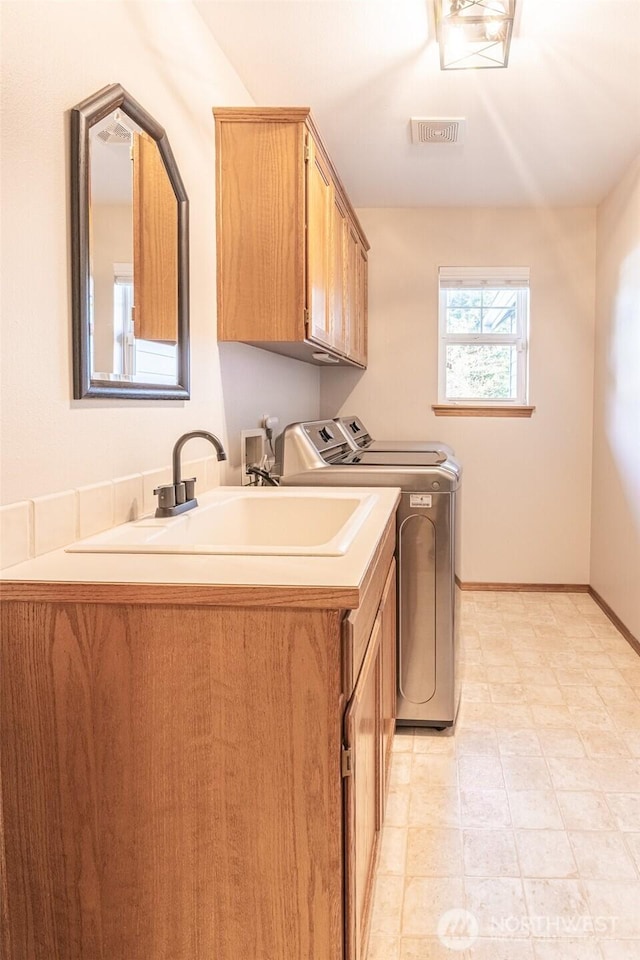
(435, 0, 516, 70)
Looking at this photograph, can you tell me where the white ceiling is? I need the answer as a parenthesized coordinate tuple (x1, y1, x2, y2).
(196, 0, 640, 207)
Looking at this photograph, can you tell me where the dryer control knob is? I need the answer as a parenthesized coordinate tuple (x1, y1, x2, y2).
(432, 480, 441, 490)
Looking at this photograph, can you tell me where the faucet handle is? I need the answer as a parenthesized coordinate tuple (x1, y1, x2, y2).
(183, 477, 196, 501)
(154, 484, 177, 510)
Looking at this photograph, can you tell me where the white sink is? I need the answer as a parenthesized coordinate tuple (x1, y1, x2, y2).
(66, 490, 376, 557)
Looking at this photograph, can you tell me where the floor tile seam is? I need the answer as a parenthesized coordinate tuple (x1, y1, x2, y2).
(400, 874, 469, 938)
(397, 935, 472, 960)
(513, 824, 581, 881)
(564, 788, 638, 836)
(502, 750, 556, 794)
(462, 873, 532, 938)
(461, 858, 587, 883)
(504, 784, 537, 882)
(548, 752, 606, 794)
(520, 873, 595, 930)
(392, 823, 409, 879)
(620, 832, 640, 880)
(602, 790, 638, 831)
(453, 727, 464, 860)
(566, 827, 640, 883)
(504, 776, 565, 833)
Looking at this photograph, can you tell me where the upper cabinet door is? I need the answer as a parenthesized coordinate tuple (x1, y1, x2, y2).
(345, 223, 367, 367)
(132, 131, 178, 343)
(329, 189, 348, 356)
(354, 244, 368, 366)
(305, 135, 333, 349)
(215, 117, 306, 343)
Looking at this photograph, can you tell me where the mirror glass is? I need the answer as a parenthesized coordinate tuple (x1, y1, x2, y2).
(71, 84, 189, 399)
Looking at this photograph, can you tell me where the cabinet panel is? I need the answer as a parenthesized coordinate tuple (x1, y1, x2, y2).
(132, 131, 178, 343)
(306, 137, 332, 349)
(215, 118, 306, 342)
(353, 245, 368, 367)
(380, 559, 397, 802)
(344, 223, 367, 367)
(343, 615, 382, 960)
(329, 191, 348, 356)
(341, 517, 396, 699)
(0, 602, 345, 960)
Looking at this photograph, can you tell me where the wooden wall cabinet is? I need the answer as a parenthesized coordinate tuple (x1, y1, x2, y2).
(132, 131, 178, 343)
(214, 107, 369, 368)
(1, 524, 396, 960)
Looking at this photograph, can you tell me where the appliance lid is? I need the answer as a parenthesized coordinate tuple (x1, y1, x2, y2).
(340, 450, 447, 467)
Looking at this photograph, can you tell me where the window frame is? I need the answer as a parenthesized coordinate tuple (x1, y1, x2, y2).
(437, 267, 530, 406)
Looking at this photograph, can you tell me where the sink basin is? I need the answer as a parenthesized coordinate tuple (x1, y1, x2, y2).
(66, 491, 376, 557)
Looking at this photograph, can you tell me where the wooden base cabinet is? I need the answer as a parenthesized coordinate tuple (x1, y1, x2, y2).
(344, 615, 381, 960)
(343, 559, 396, 960)
(380, 560, 397, 801)
(214, 107, 369, 368)
(0, 528, 396, 960)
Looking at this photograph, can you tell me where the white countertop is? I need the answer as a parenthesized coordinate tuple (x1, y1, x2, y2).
(0, 486, 400, 601)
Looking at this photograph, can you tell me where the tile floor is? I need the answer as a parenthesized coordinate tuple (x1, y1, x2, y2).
(367, 591, 640, 960)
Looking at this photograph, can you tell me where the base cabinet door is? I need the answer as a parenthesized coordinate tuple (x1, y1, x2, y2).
(343, 615, 382, 960)
(380, 559, 397, 802)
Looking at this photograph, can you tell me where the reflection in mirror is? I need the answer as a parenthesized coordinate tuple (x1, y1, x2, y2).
(71, 84, 189, 399)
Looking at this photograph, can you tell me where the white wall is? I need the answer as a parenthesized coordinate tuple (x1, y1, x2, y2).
(0, 1, 319, 506)
(92, 204, 132, 374)
(321, 207, 597, 584)
(218, 343, 321, 483)
(591, 156, 640, 638)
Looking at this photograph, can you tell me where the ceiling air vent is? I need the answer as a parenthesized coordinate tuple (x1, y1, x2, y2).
(410, 117, 466, 145)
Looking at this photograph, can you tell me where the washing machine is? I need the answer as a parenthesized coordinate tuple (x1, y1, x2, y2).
(276, 419, 462, 727)
(333, 415, 455, 459)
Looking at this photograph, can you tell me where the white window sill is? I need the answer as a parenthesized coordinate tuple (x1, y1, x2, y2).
(432, 404, 536, 418)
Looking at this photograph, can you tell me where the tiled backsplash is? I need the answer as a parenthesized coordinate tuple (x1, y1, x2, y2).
(0, 456, 221, 570)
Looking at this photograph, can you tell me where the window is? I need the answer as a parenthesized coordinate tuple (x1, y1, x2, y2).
(438, 266, 530, 405)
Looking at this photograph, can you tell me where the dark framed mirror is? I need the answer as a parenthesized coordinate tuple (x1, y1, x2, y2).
(71, 83, 190, 399)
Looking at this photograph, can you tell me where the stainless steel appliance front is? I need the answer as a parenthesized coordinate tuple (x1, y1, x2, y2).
(396, 490, 459, 726)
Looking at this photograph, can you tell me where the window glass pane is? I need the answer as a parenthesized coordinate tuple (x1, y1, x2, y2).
(446, 287, 518, 335)
(481, 289, 517, 333)
(445, 344, 518, 400)
(446, 288, 482, 332)
(481, 307, 516, 334)
(447, 289, 482, 308)
(482, 289, 517, 308)
(446, 307, 481, 333)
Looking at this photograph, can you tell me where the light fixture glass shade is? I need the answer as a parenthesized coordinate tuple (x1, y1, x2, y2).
(435, 0, 516, 70)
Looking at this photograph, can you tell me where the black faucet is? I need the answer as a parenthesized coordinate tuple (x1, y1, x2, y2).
(154, 430, 227, 517)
